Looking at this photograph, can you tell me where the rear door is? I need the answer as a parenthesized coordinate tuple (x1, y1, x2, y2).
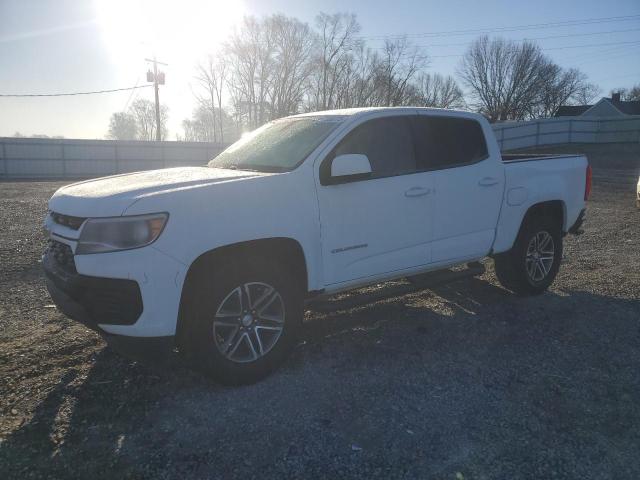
(412, 114, 503, 263)
(316, 115, 435, 286)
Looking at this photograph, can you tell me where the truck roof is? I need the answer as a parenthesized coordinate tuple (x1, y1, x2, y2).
(290, 106, 478, 121)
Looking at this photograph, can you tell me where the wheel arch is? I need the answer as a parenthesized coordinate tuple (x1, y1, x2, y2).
(520, 200, 566, 233)
(175, 237, 309, 349)
(493, 199, 565, 295)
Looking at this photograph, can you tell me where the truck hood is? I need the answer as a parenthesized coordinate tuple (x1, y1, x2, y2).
(49, 167, 271, 217)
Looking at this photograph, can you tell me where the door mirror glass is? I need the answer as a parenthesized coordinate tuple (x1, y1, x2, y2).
(331, 154, 372, 180)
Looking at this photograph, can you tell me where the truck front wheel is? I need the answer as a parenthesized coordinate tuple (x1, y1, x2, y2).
(493, 214, 563, 296)
(184, 255, 303, 385)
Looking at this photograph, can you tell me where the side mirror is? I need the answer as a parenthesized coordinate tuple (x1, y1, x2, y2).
(330, 154, 372, 180)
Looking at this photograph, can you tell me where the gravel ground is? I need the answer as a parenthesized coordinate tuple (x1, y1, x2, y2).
(0, 175, 639, 480)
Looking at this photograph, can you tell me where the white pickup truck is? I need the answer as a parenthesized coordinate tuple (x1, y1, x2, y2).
(43, 107, 589, 384)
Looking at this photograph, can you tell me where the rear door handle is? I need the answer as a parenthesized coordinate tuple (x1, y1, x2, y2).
(404, 186, 432, 198)
(478, 177, 500, 187)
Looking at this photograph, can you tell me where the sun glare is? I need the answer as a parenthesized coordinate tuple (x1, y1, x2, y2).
(95, 0, 245, 76)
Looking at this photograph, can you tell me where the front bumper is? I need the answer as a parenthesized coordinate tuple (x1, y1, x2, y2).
(43, 247, 143, 328)
(43, 248, 176, 360)
(43, 226, 186, 339)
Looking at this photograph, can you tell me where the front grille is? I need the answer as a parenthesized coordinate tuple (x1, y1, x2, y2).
(45, 239, 77, 274)
(51, 211, 86, 230)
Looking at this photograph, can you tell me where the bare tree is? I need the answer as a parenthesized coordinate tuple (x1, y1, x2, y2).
(529, 67, 593, 118)
(627, 84, 640, 101)
(129, 99, 168, 140)
(459, 36, 596, 121)
(309, 12, 361, 110)
(182, 105, 237, 142)
(413, 73, 465, 109)
(346, 44, 379, 107)
(459, 36, 550, 121)
(267, 15, 316, 117)
(225, 14, 326, 126)
(610, 84, 640, 101)
(182, 106, 215, 142)
(107, 112, 138, 140)
(374, 37, 429, 106)
(226, 16, 276, 128)
(573, 82, 601, 106)
(195, 53, 228, 143)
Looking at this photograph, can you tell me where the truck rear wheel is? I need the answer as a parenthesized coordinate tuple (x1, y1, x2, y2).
(493, 214, 562, 296)
(184, 255, 303, 385)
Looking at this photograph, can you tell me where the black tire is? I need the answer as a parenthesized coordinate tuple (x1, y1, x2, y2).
(184, 255, 303, 385)
(493, 214, 563, 296)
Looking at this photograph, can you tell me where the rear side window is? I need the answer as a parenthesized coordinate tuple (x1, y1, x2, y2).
(326, 116, 417, 179)
(412, 116, 488, 170)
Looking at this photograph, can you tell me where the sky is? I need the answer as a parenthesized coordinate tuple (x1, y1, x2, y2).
(1, 0, 639, 139)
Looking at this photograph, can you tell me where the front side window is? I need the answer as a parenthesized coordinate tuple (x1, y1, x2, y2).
(209, 117, 341, 172)
(411, 116, 488, 170)
(325, 116, 417, 179)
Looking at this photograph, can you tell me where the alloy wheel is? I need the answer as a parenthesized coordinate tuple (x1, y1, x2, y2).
(212, 282, 285, 363)
(525, 231, 555, 283)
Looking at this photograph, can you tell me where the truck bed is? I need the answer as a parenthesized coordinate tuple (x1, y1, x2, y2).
(491, 153, 588, 254)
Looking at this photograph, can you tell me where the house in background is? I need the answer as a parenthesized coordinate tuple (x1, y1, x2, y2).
(555, 92, 640, 117)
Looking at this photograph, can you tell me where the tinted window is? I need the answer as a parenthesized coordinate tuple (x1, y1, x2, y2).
(411, 116, 488, 170)
(328, 116, 416, 178)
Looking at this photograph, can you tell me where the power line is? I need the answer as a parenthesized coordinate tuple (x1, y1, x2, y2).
(122, 77, 141, 111)
(553, 40, 639, 62)
(592, 72, 640, 84)
(518, 27, 640, 42)
(360, 14, 640, 41)
(380, 39, 640, 58)
(583, 49, 640, 65)
(0, 84, 153, 98)
(563, 43, 640, 63)
(526, 39, 640, 51)
(388, 27, 640, 49)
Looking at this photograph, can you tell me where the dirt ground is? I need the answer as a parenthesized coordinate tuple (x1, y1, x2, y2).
(0, 172, 639, 479)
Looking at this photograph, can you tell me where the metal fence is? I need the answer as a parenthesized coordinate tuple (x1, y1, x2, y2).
(492, 115, 640, 151)
(0, 137, 226, 179)
(2, 115, 640, 179)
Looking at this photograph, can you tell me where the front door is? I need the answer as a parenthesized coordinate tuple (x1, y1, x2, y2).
(315, 115, 436, 286)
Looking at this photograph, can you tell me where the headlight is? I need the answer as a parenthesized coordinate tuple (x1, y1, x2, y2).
(76, 213, 168, 254)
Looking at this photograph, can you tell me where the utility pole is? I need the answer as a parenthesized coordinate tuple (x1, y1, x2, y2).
(145, 57, 167, 141)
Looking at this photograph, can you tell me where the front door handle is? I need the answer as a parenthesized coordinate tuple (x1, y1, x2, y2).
(478, 177, 500, 187)
(404, 186, 432, 198)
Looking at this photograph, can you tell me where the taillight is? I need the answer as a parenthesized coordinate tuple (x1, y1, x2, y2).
(585, 164, 592, 201)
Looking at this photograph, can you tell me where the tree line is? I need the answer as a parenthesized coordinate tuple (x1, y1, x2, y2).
(107, 11, 639, 142)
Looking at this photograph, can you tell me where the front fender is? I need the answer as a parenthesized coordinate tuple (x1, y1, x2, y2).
(124, 167, 324, 291)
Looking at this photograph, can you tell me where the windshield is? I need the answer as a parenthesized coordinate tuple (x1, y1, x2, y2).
(208, 117, 342, 172)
